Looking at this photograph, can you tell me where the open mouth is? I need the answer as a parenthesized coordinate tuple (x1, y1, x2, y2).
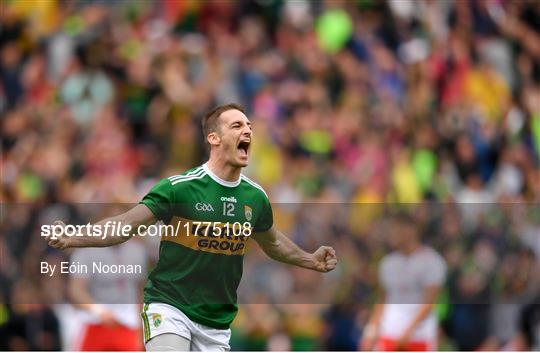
(237, 140, 250, 156)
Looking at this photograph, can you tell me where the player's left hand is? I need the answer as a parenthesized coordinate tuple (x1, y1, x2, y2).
(396, 331, 412, 351)
(312, 246, 337, 272)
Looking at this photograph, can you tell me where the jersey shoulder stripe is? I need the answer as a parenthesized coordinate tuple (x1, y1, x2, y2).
(170, 171, 207, 185)
(240, 175, 269, 199)
(168, 166, 204, 181)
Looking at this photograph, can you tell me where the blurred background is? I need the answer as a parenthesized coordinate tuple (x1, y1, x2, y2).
(1, 0, 539, 351)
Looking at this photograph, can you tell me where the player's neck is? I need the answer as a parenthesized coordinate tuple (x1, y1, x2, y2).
(205, 159, 241, 182)
(401, 242, 421, 255)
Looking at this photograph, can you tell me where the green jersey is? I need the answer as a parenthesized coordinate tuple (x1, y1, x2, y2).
(140, 163, 273, 329)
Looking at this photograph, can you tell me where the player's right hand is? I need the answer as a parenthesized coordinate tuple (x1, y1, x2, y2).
(47, 220, 72, 250)
(98, 308, 120, 327)
(90, 305, 120, 327)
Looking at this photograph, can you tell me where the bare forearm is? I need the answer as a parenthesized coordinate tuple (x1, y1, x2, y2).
(368, 303, 384, 329)
(253, 227, 337, 272)
(403, 302, 434, 335)
(360, 302, 385, 350)
(402, 287, 441, 338)
(48, 204, 155, 250)
(68, 279, 96, 306)
(69, 278, 119, 324)
(260, 230, 316, 269)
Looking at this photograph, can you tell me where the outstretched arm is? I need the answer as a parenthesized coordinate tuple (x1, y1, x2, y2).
(68, 276, 120, 326)
(361, 296, 385, 351)
(252, 226, 337, 272)
(47, 204, 156, 249)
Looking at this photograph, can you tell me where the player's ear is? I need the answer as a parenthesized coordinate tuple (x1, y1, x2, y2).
(207, 132, 221, 147)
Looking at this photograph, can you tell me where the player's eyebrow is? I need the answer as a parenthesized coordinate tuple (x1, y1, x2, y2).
(230, 120, 251, 127)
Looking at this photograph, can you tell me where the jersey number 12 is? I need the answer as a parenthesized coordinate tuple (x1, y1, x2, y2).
(223, 202, 235, 216)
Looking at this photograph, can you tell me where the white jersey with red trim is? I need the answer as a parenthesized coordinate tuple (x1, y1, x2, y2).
(378, 246, 446, 342)
(70, 239, 147, 328)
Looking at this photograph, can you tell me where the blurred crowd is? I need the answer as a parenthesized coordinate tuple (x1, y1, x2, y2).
(1, 0, 539, 351)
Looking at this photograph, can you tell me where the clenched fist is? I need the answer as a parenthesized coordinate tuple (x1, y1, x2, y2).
(46, 220, 72, 250)
(312, 246, 337, 272)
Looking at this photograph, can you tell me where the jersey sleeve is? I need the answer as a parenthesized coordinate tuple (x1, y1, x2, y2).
(140, 178, 174, 222)
(421, 251, 447, 287)
(254, 192, 273, 232)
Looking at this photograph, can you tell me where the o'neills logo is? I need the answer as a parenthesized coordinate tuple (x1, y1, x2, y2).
(220, 196, 237, 203)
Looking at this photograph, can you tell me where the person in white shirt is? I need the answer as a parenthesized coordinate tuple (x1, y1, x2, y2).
(68, 238, 147, 351)
(361, 213, 447, 351)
